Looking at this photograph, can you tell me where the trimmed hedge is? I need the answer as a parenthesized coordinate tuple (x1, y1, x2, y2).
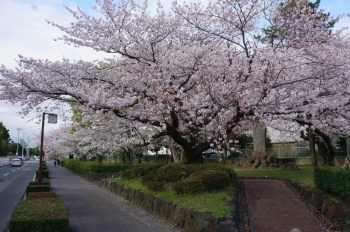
(26, 185, 51, 194)
(28, 181, 50, 186)
(27, 192, 57, 199)
(9, 198, 69, 232)
(62, 159, 132, 173)
(314, 166, 350, 201)
(35, 170, 49, 178)
(121, 164, 164, 179)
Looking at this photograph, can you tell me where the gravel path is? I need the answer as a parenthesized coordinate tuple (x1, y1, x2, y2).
(239, 179, 333, 232)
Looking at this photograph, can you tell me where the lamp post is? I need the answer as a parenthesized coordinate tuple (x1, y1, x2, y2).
(16, 128, 22, 156)
(21, 133, 26, 158)
(38, 113, 57, 185)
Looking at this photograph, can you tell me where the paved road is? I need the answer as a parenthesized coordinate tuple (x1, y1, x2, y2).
(48, 164, 181, 232)
(0, 162, 38, 232)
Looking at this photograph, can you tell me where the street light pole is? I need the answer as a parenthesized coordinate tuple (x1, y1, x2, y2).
(21, 132, 26, 158)
(16, 128, 22, 156)
(38, 113, 57, 185)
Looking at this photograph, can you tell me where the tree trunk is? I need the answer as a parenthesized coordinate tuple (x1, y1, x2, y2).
(128, 150, 133, 165)
(180, 146, 188, 163)
(122, 152, 126, 163)
(170, 144, 180, 163)
(309, 130, 317, 166)
(314, 129, 335, 166)
(135, 152, 143, 164)
(219, 152, 225, 164)
(166, 149, 169, 163)
(96, 154, 102, 165)
(315, 140, 328, 165)
(344, 137, 350, 167)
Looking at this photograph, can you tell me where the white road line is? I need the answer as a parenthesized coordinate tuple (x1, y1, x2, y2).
(12, 170, 16, 172)
(4, 173, 9, 176)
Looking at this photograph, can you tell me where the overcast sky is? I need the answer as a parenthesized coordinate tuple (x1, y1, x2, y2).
(0, 0, 349, 147)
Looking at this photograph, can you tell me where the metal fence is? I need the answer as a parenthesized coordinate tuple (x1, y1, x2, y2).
(98, 146, 345, 163)
(228, 147, 319, 159)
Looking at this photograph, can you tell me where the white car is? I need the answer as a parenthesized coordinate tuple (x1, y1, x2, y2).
(11, 158, 23, 167)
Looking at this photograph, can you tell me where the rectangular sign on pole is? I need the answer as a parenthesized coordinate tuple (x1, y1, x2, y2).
(48, 114, 58, 124)
(20, 138, 26, 147)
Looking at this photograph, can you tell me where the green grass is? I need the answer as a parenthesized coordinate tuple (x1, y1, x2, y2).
(235, 165, 315, 187)
(114, 177, 232, 218)
(10, 198, 69, 232)
(11, 198, 67, 220)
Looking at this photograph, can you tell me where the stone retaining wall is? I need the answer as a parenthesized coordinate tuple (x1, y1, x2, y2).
(287, 180, 350, 231)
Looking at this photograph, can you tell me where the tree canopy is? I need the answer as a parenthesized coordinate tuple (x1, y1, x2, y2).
(0, 0, 349, 162)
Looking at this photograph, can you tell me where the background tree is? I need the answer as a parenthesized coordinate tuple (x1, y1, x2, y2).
(335, 137, 347, 155)
(0, 122, 10, 156)
(29, 147, 40, 157)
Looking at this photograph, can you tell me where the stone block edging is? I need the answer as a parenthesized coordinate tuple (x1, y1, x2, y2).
(286, 180, 350, 231)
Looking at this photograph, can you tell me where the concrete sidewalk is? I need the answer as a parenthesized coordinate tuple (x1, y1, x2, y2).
(47, 163, 181, 232)
(0, 163, 10, 168)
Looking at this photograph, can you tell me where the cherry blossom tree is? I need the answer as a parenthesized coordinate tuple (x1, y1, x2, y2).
(1, 0, 350, 163)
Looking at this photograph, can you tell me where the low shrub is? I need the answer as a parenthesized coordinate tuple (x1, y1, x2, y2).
(191, 170, 230, 191)
(28, 181, 50, 186)
(173, 170, 230, 195)
(9, 198, 68, 232)
(138, 163, 237, 194)
(215, 166, 236, 185)
(60, 159, 66, 166)
(26, 185, 50, 194)
(147, 163, 206, 183)
(172, 177, 205, 195)
(314, 166, 350, 201)
(145, 180, 165, 191)
(141, 169, 164, 190)
(27, 192, 57, 199)
(62, 159, 133, 173)
(121, 164, 164, 179)
(94, 163, 132, 173)
(35, 170, 49, 178)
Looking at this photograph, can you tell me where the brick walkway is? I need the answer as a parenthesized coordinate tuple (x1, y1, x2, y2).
(244, 179, 328, 232)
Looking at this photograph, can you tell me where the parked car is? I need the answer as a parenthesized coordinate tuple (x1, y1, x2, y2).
(11, 158, 23, 167)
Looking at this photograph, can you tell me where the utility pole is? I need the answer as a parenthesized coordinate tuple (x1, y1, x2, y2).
(16, 128, 22, 156)
(26, 137, 31, 158)
(21, 133, 26, 158)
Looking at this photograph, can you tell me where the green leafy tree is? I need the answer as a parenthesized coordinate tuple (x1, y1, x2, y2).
(8, 143, 18, 155)
(29, 147, 40, 157)
(0, 122, 10, 156)
(257, 0, 337, 45)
